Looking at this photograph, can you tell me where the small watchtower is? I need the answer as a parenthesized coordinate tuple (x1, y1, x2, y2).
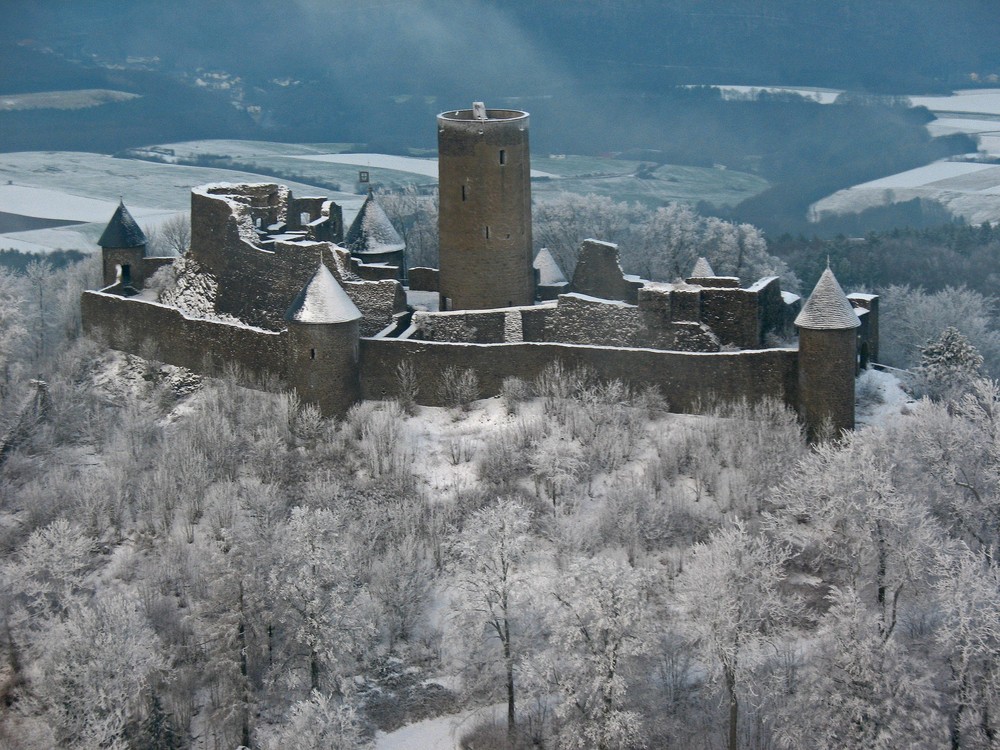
(345, 190, 406, 273)
(284, 263, 362, 417)
(98, 200, 147, 289)
(795, 268, 861, 440)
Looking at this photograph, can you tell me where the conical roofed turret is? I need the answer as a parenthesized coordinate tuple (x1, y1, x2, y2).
(533, 248, 567, 285)
(794, 268, 861, 330)
(98, 200, 147, 249)
(691, 257, 715, 277)
(345, 191, 405, 256)
(285, 264, 361, 324)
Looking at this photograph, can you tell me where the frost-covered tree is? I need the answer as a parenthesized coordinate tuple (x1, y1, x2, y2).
(533, 193, 637, 277)
(776, 587, 945, 750)
(534, 556, 652, 750)
(914, 326, 985, 401)
(676, 522, 801, 750)
(36, 592, 164, 750)
(530, 432, 583, 513)
(933, 548, 1000, 749)
(0, 267, 27, 395)
(772, 434, 943, 638)
(448, 499, 532, 738)
(265, 691, 372, 750)
(4, 518, 93, 633)
(376, 185, 438, 268)
(533, 195, 798, 290)
(269, 506, 375, 693)
(879, 285, 1000, 375)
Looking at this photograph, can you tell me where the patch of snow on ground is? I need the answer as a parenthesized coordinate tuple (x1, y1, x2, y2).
(406, 289, 439, 312)
(856, 368, 915, 428)
(375, 702, 506, 750)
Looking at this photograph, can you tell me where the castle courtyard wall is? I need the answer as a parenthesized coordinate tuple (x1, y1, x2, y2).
(81, 291, 289, 382)
(360, 338, 799, 413)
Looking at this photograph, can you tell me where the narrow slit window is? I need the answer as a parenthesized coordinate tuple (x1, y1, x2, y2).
(499, 149, 506, 165)
(461, 185, 467, 201)
(310, 348, 316, 360)
(485, 225, 490, 239)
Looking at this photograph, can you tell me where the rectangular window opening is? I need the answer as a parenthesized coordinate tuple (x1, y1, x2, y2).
(499, 149, 506, 165)
(461, 185, 467, 201)
(485, 225, 490, 239)
(310, 348, 316, 360)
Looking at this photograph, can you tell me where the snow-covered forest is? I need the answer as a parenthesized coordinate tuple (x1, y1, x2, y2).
(2, 247, 1000, 750)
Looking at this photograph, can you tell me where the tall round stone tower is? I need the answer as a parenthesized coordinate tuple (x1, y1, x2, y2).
(437, 102, 534, 310)
(284, 263, 362, 417)
(795, 268, 861, 440)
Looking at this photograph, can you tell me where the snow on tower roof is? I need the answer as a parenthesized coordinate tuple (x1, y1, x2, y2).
(533, 248, 568, 285)
(285, 264, 361, 324)
(98, 200, 147, 248)
(345, 191, 405, 256)
(691, 257, 715, 277)
(794, 268, 861, 330)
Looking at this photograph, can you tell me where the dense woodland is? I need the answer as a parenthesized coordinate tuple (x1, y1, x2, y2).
(1, 231, 1000, 749)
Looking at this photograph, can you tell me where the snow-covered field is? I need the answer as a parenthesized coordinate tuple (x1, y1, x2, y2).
(0, 151, 362, 254)
(810, 89, 1000, 224)
(0, 89, 140, 112)
(704, 84, 844, 103)
(287, 152, 560, 179)
(911, 89, 1000, 117)
(0, 184, 172, 223)
(809, 160, 1000, 225)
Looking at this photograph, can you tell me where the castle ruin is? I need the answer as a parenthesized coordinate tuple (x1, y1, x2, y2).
(81, 103, 877, 438)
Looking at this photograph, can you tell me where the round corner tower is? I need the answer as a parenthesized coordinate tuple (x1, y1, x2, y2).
(437, 103, 534, 311)
(795, 268, 861, 441)
(284, 264, 362, 417)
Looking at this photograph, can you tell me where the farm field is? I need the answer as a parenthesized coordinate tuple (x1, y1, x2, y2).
(810, 161, 1000, 226)
(809, 88, 1000, 225)
(0, 150, 364, 253)
(0, 89, 141, 112)
(0, 141, 771, 254)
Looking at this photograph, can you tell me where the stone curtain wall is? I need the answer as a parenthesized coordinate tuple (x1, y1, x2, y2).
(700, 288, 764, 349)
(81, 291, 288, 382)
(360, 338, 799, 413)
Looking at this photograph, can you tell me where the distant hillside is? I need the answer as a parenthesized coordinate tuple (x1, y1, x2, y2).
(0, 1, 990, 233)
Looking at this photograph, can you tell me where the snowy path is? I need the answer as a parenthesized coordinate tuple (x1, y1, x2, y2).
(375, 702, 505, 750)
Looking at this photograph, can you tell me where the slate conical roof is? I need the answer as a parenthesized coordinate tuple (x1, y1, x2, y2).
(285, 264, 361, 324)
(98, 200, 146, 248)
(794, 268, 861, 330)
(533, 248, 568, 285)
(691, 257, 715, 277)
(345, 191, 405, 256)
